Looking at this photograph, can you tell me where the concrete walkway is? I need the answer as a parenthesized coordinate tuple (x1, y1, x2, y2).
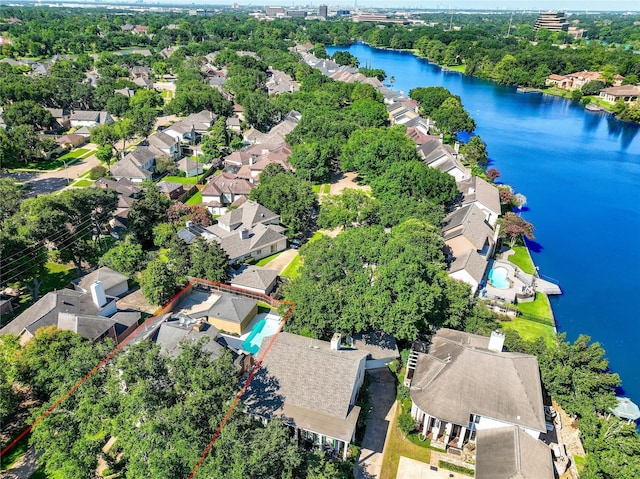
(261, 249, 299, 275)
(1, 447, 41, 479)
(354, 368, 396, 479)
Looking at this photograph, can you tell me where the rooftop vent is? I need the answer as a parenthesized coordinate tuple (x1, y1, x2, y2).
(330, 333, 341, 351)
(488, 330, 505, 352)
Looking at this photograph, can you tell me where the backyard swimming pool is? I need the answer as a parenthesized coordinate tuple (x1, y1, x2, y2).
(241, 317, 281, 354)
(488, 267, 510, 289)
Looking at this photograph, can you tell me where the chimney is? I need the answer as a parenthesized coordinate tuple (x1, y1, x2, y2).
(90, 281, 107, 308)
(193, 320, 204, 332)
(488, 330, 505, 352)
(249, 156, 254, 166)
(239, 228, 249, 240)
(454, 142, 460, 154)
(330, 333, 341, 350)
(186, 220, 193, 228)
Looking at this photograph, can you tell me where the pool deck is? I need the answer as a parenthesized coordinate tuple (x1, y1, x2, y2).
(482, 258, 561, 303)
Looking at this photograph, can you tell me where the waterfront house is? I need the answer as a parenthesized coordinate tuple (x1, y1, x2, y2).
(456, 176, 501, 227)
(245, 332, 368, 460)
(418, 139, 471, 182)
(599, 85, 640, 104)
(442, 204, 497, 293)
(406, 329, 546, 452)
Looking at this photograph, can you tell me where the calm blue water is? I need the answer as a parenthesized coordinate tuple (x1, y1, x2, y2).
(328, 43, 640, 406)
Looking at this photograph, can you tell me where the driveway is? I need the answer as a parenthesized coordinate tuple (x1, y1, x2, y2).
(396, 456, 469, 479)
(261, 249, 299, 274)
(329, 171, 371, 196)
(354, 367, 396, 479)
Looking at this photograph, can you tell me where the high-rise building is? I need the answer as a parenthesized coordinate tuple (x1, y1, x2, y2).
(319, 5, 328, 18)
(533, 11, 569, 32)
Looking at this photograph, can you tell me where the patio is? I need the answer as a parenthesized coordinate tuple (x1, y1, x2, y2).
(481, 260, 535, 304)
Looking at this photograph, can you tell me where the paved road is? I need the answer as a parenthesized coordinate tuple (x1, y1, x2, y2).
(354, 367, 397, 479)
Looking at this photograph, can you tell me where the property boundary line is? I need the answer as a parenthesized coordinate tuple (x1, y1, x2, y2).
(0, 278, 292, 475)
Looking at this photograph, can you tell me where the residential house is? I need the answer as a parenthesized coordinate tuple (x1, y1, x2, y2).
(545, 70, 602, 90)
(56, 133, 87, 149)
(442, 204, 496, 293)
(599, 85, 640, 104)
(0, 283, 139, 346)
(157, 181, 186, 200)
(121, 24, 134, 32)
(176, 157, 203, 178)
(74, 126, 92, 137)
(200, 172, 254, 214)
(418, 139, 471, 182)
(110, 147, 156, 183)
(235, 144, 293, 183)
(45, 107, 70, 130)
(407, 329, 546, 451)
(207, 200, 287, 262)
(245, 332, 368, 460)
(75, 266, 129, 297)
(115, 87, 136, 98)
(147, 131, 180, 160)
(456, 176, 501, 226)
(243, 110, 301, 145)
(163, 119, 197, 145)
(266, 68, 300, 95)
(226, 116, 242, 132)
(229, 265, 279, 295)
(129, 65, 152, 79)
(185, 110, 217, 133)
(92, 177, 142, 238)
(351, 331, 400, 370)
(133, 77, 153, 89)
(151, 316, 227, 360)
(132, 25, 149, 35)
(475, 426, 554, 479)
(70, 110, 114, 129)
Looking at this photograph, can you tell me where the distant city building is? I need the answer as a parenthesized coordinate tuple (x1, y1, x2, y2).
(533, 11, 569, 32)
(318, 4, 328, 18)
(286, 10, 306, 18)
(336, 10, 350, 16)
(266, 7, 285, 16)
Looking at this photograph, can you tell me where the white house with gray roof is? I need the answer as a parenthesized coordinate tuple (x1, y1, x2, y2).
(419, 139, 471, 182)
(245, 332, 368, 460)
(457, 176, 501, 227)
(69, 110, 113, 129)
(75, 266, 129, 297)
(229, 265, 279, 295)
(407, 329, 546, 452)
(147, 131, 180, 160)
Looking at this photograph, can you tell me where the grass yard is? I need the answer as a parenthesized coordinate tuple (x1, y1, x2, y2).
(185, 191, 202, 205)
(70, 179, 93, 187)
(280, 253, 302, 279)
(518, 292, 554, 323)
(446, 64, 466, 73)
(507, 246, 536, 274)
(255, 252, 283, 267)
(500, 317, 555, 346)
(380, 404, 432, 479)
(59, 148, 92, 160)
(162, 175, 199, 185)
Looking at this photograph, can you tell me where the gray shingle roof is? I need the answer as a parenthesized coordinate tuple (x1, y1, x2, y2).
(230, 265, 279, 291)
(110, 159, 151, 180)
(245, 332, 367, 441)
(442, 204, 495, 251)
(207, 293, 256, 324)
(457, 176, 501, 218)
(475, 426, 554, 479)
(216, 200, 278, 230)
(153, 319, 223, 359)
(217, 223, 286, 260)
(148, 131, 178, 150)
(447, 248, 489, 284)
(410, 329, 546, 432)
(77, 267, 128, 293)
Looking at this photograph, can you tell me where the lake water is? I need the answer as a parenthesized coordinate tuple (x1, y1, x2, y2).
(327, 43, 640, 408)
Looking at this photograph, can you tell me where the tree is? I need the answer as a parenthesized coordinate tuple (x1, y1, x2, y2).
(460, 136, 489, 167)
(345, 98, 388, 128)
(288, 143, 331, 183)
(187, 237, 229, 282)
(128, 185, 171, 246)
(499, 212, 534, 247)
(167, 202, 212, 226)
(125, 105, 158, 139)
(99, 240, 146, 277)
(250, 166, 317, 235)
(581, 80, 605, 96)
(409, 86, 458, 117)
(318, 189, 377, 229)
(105, 93, 132, 118)
(95, 145, 114, 166)
(486, 168, 501, 181)
(431, 97, 476, 136)
(0, 226, 47, 300)
(113, 118, 137, 155)
(331, 51, 359, 68)
(2, 100, 54, 130)
(140, 258, 177, 305)
(0, 178, 24, 224)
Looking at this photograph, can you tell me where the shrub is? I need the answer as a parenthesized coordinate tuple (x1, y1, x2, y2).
(88, 165, 107, 180)
(438, 460, 475, 476)
(398, 409, 416, 437)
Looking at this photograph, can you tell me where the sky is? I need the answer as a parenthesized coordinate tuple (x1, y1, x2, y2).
(224, 1, 640, 11)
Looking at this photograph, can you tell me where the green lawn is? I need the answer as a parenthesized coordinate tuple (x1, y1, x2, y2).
(59, 148, 92, 160)
(162, 176, 199, 185)
(380, 404, 432, 479)
(70, 179, 93, 187)
(323, 184, 330, 194)
(501, 316, 555, 346)
(185, 191, 202, 205)
(312, 185, 321, 193)
(517, 292, 554, 323)
(255, 252, 283, 267)
(446, 64, 466, 73)
(280, 253, 302, 278)
(507, 246, 536, 274)
(309, 231, 324, 243)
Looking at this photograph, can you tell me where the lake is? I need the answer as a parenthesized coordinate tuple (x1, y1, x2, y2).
(327, 43, 640, 408)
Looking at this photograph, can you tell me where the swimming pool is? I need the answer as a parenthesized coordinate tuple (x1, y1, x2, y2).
(241, 318, 281, 355)
(488, 267, 510, 289)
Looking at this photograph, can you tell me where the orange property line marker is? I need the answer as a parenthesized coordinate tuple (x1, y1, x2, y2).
(1, 279, 289, 467)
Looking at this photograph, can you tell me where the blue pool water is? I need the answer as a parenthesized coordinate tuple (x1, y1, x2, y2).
(327, 43, 640, 407)
(241, 318, 281, 355)
(489, 267, 510, 289)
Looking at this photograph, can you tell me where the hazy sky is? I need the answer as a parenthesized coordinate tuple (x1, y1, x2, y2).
(227, 1, 640, 10)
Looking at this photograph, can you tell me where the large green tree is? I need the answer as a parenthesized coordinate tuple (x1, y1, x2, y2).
(128, 185, 171, 246)
(140, 258, 177, 306)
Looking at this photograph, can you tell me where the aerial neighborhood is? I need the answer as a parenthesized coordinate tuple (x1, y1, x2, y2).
(0, 6, 638, 479)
